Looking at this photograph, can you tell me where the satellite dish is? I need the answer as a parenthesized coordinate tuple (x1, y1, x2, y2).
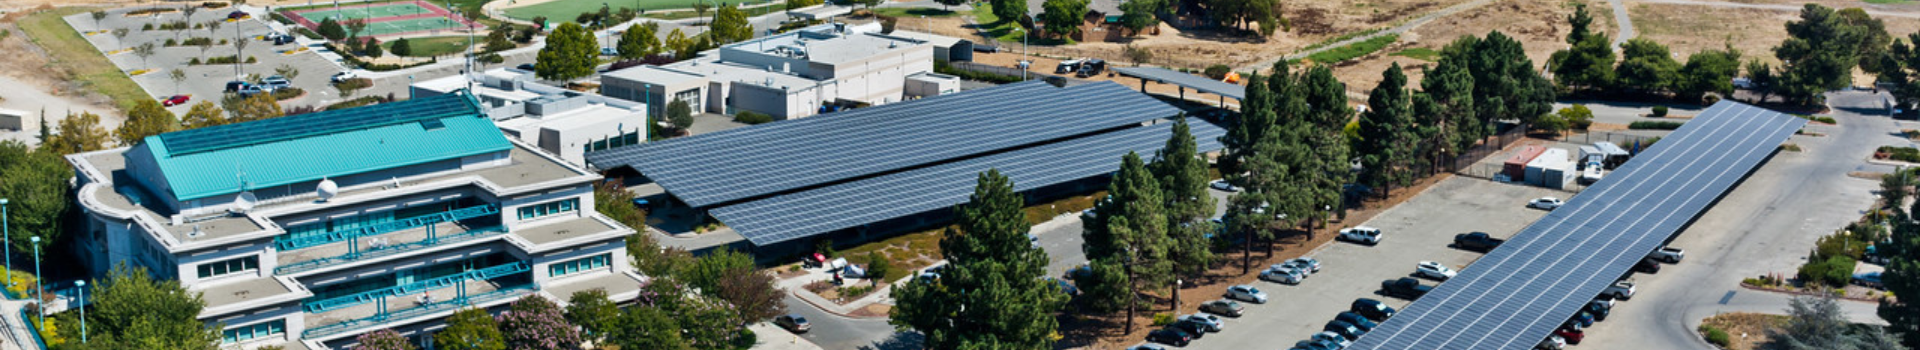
(316, 178, 339, 202)
(234, 191, 257, 213)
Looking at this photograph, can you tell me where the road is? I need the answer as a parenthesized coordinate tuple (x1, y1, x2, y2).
(780, 293, 920, 350)
(1579, 90, 1900, 350)
(1235, 0, 1497, 72)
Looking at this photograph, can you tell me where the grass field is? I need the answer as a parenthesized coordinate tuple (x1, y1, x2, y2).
(507, 0, 707, 20)
(971, 5, 1069, 45)
(1306, 33, 1397, 64)
(385, 36, 474, 57)
(18, 7, 144, 111)
(1389, 47, 1440, 61)
(295, 3, 431, 22)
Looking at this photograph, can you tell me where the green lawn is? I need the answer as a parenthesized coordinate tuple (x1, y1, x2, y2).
(385, 36, 474, 57)
(504, 0, 775, 22)
(1306, 33, 1398, 64)
(18, 7, 144, 111)
(872, 7, 957, 18)
(970, 5, 1068, 45)
(1389, 47, 1440, 61)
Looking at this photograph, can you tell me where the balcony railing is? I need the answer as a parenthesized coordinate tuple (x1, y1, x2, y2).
(300, 283, 537, 340)
(303, 262, 528, 313)
(274, 225, 508, 275)
(275, 204, 499, 251)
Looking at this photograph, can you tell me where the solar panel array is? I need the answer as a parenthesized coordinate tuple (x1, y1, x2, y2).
(582, 81, 1183, 208)
(1112, 66, 1248, 100)
(157, 92, 478, 156)
(1346, 102, 1805, 350)
(709, 121, 1227, 246)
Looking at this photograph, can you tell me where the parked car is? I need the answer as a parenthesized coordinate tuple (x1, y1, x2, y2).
(1382, 277, 1433, 299)
(1603, 281, 1636, 300)
(1311, 331, 1354, 348)
(331, 71, 358, 83)
(1634, 258, 1662, 273)
(773, 314, 810, 333)
(1177, 314, 1224, 333)
(1324, 320, 1367, 340)
(261, 75, 292, 90)
(1209, 179, 1240, 192)
(160, 95, 191, 107)
(1537, 335, 1567, 350)
(1168, 319, 1208, 339)
(1287, 257, 1322, 273)
(1055, 59, 1083, 74)
(1555, 327, 1586, 345)
(1075, 59, 1107, 77)
(1261, 266, 1306, 284)
(1335, 311, 1378, 332)
(227, 10, 249, 19)
(1147, 327, 1194, 346)
(1351, 298, 1396, 321)
(1199, 299, 1244, 317)
(516, 63, 537, 71)
(1293, 339, 1340, 350)
(268, 33, 295, 45)
(1415, 261, 1457, 281)
(1585, 299, 1612, 321)
(1127, 346, 1167, 350)
(1648, 246, 1686, 263)
(1568, 311, 1595, 328)
(1452, 231, 1506, 252)
(1529, 197, 1564, 210)
(1225, 285, 1268, 303)
(224, 80, 250, 92)
(236, 84, 268, 97)
(600, 47, 619, 56)
(1855, 271, 1885, 289)
(1065, 265, 1092, 280)
(1338, 226, 1383, 245)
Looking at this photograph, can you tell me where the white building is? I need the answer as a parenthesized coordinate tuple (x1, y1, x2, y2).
(65, 91, 643, 350)
(599, 23, 965, 120)
(412, 69, 648, 166)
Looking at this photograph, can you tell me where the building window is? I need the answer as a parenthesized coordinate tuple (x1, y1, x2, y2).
(549, 254, 610, 278)
(221, 319, 285, 344)
(517, 199, 579, 220)
(196, 256, 258, 279)
(583, 131, 644, 153)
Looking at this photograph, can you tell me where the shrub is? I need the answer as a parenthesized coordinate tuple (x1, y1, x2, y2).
(1307, 34, 1399, 64)
(188, 57, 201, 65)
(1651, 106, 1669, 117)
(269, 12, 293, 25)
(1203, 64, 1232, 80)
(246, 56, 257, 63)
(164, 38, 177, 46)
(181, 37, 213, 46)
(1628, 121, 1685, 130)
(933, 60, 1021, 84)
(294, 27, 321, 40)
(270, 87, 304, 100)
(142, 23, 154, 31)
(199, 55, 240, 64)
(4, 269, 37, 299)
(1151, 313, 1175, 326)
(1797, 255, 1856, 288)
(479, 53, 504, 64)
(735, 111, 775, 124)
(204, 2, 230, 8)
(1700, 324, 1730, 347)
(1880, 146, 1920, 163)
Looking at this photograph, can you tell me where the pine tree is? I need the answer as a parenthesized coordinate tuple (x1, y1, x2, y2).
(1081, 152, 1170, 331)
(1884, 206, 1920, 347)
(891, 170, 1066, 349)
(1295, 65, 1352, 237)
(1358, 62, 1415, 197)
(1152, 117, 1215, 310)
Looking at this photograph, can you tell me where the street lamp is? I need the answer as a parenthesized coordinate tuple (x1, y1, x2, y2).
(1012, 28, 1028, 81)
(31, 235, 41, 326)
(75, 280, 85, 344)
(1, 197, 10, 293)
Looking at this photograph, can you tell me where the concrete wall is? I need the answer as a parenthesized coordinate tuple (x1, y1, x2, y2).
(601, 76, 706, 117)
(822, 44, 934, 105)
(730, 83, 812, 120)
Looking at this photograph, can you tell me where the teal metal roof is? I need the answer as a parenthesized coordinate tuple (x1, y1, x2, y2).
(144, 92, 511, 201)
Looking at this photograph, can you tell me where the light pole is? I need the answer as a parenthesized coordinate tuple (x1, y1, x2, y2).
(31, 235, 41, 326)
(1013, 28, 1028, 81)
(75, 280, 85, 344)
(1, 197, 10, 294)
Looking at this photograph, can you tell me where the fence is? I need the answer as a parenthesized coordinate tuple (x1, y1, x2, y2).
(1564, 130, 1659, 152)
(1445, 123, 1528, 174)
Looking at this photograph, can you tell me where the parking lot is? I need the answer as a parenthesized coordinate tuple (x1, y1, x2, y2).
(63, 6, 347, 113)
(1145, 176, 1567, 349)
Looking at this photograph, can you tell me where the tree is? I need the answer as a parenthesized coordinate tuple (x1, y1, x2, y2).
(1117, 0, 1159, 36)
(1772, 295, 1911, 350)
(84, 264, 221, 349)
(364, 37, 385, 58)
(666, 100, 694, 130)
(1296, 65, 1354, 235)
(180, 101, 227, 129)
(1559, 104, 1595, 131)
(1565, 2, 1593, 44)
(710, 4, 753, 44)
(318, 18, 347, 40)
(992, 0, 1025, 26)
(1414, 56, 1478, 174)
(1444, 32, 1554, 130)
(682, 247, 755, 292)
(617, 22, 660, 60)
(117, 99, 178, 146)
(90, 11, 106, 28)
(132, 42, 156, 68)
(346, 19, 369, 39)
(1358, 62, 1416, 197)
(498, 295, 583, 350)
(391, 37, 415, 57)
(1549, 31, 1614, 91)
(608, 306, 692, 350)
(1883, 203, 1920, 347)
(43, 111, 111, 155)
(232, 35, 249, 77)
(865, 252, 894, 286)
(1775, 4, 1882, 105)
(225, 93, 283, 123)
(1040, 0, 1089, 39)
(1614, 38, 1682, 93)
(1124, 43, 1152, 65)
(535, 22, 598, 81)
(714, 265, 786, 325)
(1080, 152, 1171, 330)
(1747, 59, 1778, 103)
(487, 28, 515, 52)
(1151, 118, 1214, 311)
(435, 308, 506, 350)
(169, 68, 186, 95)
(663, 28, 692, 59)
(628, 233, 694, 277)
(0, 141, 74, 256)
(355, 329, 417, 350)
(1675, 46, 1744, 102)
(891, 170, 1066, 349)
(564, 289, 621, 340)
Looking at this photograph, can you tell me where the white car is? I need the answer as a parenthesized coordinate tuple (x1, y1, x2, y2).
(330, 71, 357, 83)
(1415, 261, 1457, 281)
(1529, 197, 1564, 210)
(1225, 284, 1268, 304)
(1647, 247, 1685, 263)
(1538, 335, 1567, 350)
(1312, 331, 1355, 348)
(1338, 226, 1383, 245)
(1209, 180, 1240, 192)
(1603, 281, 1636, 299)
(1127, 345, 1167, 350)
(1260, 266, 1305, 284)
(1286, 257, 1322, 273)
(1272, 261, 1314, 278)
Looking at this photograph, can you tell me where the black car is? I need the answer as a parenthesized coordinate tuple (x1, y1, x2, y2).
(225, 80, 250, 92)
(1324, 320, 1366, 340)
(1147, 327, 1194, 346)
(516, 63, 537, 71)
(1336, 311, 1379, 332)
(1452, 232, 1506, 252)
(1382, 277, 1433, 299)
(268, 34, 295, 45)
(1585, 302, 1611, 321)
(1352, 298, 1397, 322)
(227, 10, 248, 19)
(1169, 320, 1208, 339)
(1634, 258, 1662, 273)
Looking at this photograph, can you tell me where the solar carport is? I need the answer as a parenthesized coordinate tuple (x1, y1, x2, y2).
(1112, 66, 1247, 106)
(1346, 101, 1804, 350)
(583, 81, 1212, 251)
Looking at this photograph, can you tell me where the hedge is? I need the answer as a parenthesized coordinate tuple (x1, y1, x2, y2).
(735, 111, 775, 125)
(1881, 146, 1920, 163)
(934, 60, 1021, 84)
(1628, 121, 1685, 130)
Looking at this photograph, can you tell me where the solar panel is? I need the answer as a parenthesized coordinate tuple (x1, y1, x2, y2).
(157, 92, 478, 156)
(583, 81, 1184, 208)
(709, 120, 1228, 246)
(1346, 102, 1805, 350)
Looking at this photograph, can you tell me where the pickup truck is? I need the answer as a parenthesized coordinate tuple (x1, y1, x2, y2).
(1602, 281, 1635, 300)
(1381, 277, 1433, 299)
(1453, 232, 1505, 252)
(1647, 247, 1685, 263)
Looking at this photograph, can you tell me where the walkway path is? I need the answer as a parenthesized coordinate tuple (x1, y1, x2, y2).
(1236, 0, 1497, 72)
(1609, 0, 1635, 49)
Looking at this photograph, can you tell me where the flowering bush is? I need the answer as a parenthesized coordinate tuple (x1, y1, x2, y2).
(497, 295, 583, 350)
(353, 329, 415, 350)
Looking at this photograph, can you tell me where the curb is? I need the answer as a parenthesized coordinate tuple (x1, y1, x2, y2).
(1735, 283, 1887, 304)
(788, 289, 886, 319)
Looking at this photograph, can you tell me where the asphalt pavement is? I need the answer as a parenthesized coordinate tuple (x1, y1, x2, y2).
(1575, 90, 1901, 350)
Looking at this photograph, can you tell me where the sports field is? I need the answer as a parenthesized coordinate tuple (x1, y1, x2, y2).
(284, 0, 480, 38)
(503, 0, 717, 21)
(296, 3, 430, 22)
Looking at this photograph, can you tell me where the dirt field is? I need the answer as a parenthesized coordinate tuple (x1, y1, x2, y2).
(1630, 2, 1920, 66)
(969, 50, 1243, 108)
(1699, 312, 1789, 350)
(1315, 0, 1606, 100)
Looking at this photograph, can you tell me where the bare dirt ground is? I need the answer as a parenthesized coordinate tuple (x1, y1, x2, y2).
(1699, 312, 1789, 350)
(1325, 0, 1606, 99)
(1631, 2, 1920, 65)
(970, 50, 1242, 107)
(1680, 0, 1920, 12)
(0, 8, 125, 126)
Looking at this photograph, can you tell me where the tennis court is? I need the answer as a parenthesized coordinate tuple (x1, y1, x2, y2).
(283, 0, 481, 38)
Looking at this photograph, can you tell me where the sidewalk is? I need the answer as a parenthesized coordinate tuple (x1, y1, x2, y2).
(0, 297, 35, 350)
(778, 262, 920, 318)
(747, 322, 825, 350)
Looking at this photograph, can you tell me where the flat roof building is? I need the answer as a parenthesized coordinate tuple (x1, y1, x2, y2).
(67, 91, 642, 350)
(599, 23, 970, 120)
(413, 69, 649, 166)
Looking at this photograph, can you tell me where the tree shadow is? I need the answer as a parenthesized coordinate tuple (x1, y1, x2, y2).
(858, 331, 926, 350)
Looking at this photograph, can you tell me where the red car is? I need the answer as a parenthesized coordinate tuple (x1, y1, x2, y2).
(161, 95, 190, 107)
(1554, 327, 1586, 344)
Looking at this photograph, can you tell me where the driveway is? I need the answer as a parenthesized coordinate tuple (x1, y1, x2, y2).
(1578, 90, 1900, 350)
